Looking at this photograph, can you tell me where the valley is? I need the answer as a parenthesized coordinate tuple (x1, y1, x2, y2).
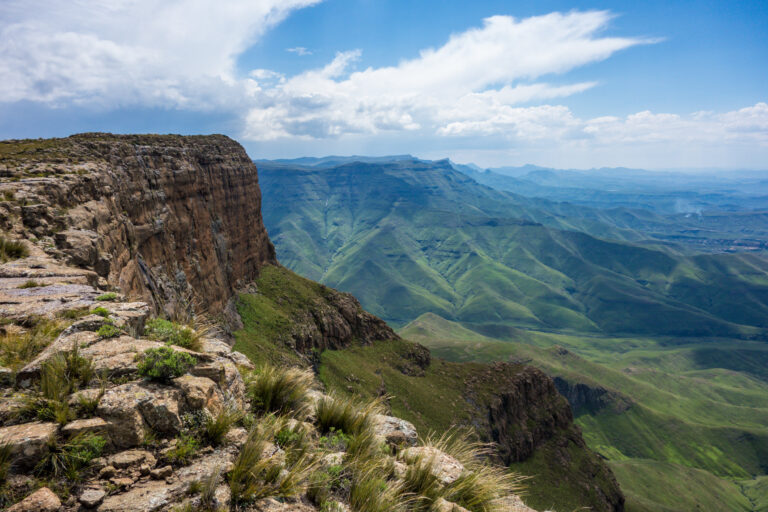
(259, 156, 768, 511)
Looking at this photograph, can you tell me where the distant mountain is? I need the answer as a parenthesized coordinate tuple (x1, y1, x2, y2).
(257, 157, 768, 337)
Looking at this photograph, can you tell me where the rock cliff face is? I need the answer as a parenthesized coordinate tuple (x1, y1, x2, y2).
(0, 133, 276, 321)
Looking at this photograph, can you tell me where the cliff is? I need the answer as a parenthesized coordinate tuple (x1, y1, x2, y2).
(0, 133, 276, 322)
(0, 134, 622, 512)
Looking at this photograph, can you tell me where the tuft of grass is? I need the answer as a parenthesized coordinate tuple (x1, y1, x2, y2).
(17, 279, 45, 289)
(315, 393, 384, 438)
(137, 346, 196, 382)
(228, 415, 317, 504)
(0, 443, 12, 483)
(0, 318, 66, 371)
(144, 318, 203, 352)
(348, 461, 410, 512)
(167, 434, 199, 466)
(203, 404, 244, 446)
(40, 344, 94, 398)
(245, 364, 315, 418)
(59, 307, 90, 320)
(0, 236, 27, 262)
(2, 190, 14, 202)
(95, 292, 118, 301)
(35, 433, 106, 481)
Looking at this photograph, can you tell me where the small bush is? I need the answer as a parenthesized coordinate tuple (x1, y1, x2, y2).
(0, 236, 27, 262)
(97, 323, 121, 339)
(90, 307, 110, 318)
(246, 364, 314, 418)
(167, 434, 199, 466)
(59, 307, 90, 320)
(137, 346, 196, 382)
(2, 190, 14, 202)
(95, 292, 118, 301)
(17, 279, 44, 289)
(145, 318, 202, 351)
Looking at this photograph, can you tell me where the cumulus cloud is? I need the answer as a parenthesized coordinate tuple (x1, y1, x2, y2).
(0, 0, 320, 108)
(243, 11, 653, 140)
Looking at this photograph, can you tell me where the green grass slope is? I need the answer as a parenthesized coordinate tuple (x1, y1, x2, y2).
(401, 312, 768, 511)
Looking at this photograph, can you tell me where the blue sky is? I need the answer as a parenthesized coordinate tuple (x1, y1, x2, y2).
(0, 0, 766, 168)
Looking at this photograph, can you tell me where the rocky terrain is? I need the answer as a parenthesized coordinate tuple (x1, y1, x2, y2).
(0, 134, 622, 511)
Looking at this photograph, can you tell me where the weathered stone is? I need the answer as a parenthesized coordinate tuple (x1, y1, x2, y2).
(62, 417, 109, 437)
(55, 228, 99, 268)
(173, 374, 222, 412)
(222, 427, 248, 447)
(150, 465, 173, 480)
(0, 421, 58, 470)
(250, 498, 317, 511)
(434, 498, 471, 512)
(399, 446, 464, 485)
(98, 465, 116, 479)
(0, 366, 13, 387)
(7, 487, 61, 512)
(109, 449, 156, 469)
(79, 487, 107, 508)
(98, 448, 234, 512)
(110, 477, 134, 488)
(373, 414, 418, 447)
(492, 495, 538, 512)
(320, 451, 345, 468)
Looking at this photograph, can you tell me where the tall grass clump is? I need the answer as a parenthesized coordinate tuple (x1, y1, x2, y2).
(228, 415, 316, 504)
(35, 432, 106, 481)
(245, 364, 314, 418)
(315, 393, 385, 437)
(203, 403, 244, 446)
(0, 236, 27, 262)
(0, 318, 66, 371)
(348, 461, 410, 512)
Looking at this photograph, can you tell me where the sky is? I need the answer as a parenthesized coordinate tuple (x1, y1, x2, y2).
(0, 0, 766, 169)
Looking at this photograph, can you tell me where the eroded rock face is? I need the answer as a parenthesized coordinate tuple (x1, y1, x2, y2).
(2, 134, 277, 322)
(373, 414, 418, 447)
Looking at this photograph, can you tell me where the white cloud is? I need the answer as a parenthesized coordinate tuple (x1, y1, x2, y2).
(243, 11, 652, 140)
(286, 47, 312, 56)
(0, 0, 320, 108)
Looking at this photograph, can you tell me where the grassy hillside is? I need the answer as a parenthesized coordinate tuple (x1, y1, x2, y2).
(401, 312, 768, 511)
(232, 265, 624, 511)
(258, 158, 768, 338)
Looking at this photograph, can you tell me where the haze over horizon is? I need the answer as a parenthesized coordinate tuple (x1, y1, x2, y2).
(1, 0, 766, 169)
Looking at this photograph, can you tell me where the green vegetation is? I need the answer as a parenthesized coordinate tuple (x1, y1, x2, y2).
(17, 279, 44, 289)
(90, 306, 110, 318)
(245, 364, 314, 418)
(144, 318, 202, 351)
(0, 236, 27, 262)
(0, 318, 66, 371)
(36, 433, 106, 480)
(97, 323, 121, 338)
(166, 434, 199, 465)
(203, 405, 244, 446)
(137, 346, 196, 382)
(95, 292, 118, 301)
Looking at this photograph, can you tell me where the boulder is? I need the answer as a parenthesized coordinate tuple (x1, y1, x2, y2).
(0, 421, 58, 470)
(173, 375, 223, 412)
(7, 487, 61, 512)
(399, 446, 464, 485)
(251, 498, 317, 511)
(493, 495, 538, 512)
(373, 414, 418, 447)
(109, 449, 156, 470)
(0, 366, 13, 387)
(434, 498, 470, 512)
(79, 487, 107, 508)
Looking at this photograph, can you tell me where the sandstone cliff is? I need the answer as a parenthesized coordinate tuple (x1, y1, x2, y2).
(0, 133, 276, 322)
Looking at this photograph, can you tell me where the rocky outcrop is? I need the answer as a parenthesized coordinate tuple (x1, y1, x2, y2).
(0, 133, 276, 321)
(553, 376, 633, 416)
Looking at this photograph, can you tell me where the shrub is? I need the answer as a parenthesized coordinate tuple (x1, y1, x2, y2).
(166, 433, 199, 466)
(144, 318, 202, 351)
(137, 346, 196, 382)
(95, 292, 118, 301)
(17, 279, 44, 289)
(246, 364, 314, 418)
(97, 323, 121, 338)
(90, 307, 110, 318)
(59, 307, 90, 320)
(0, 236, 27, 262)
